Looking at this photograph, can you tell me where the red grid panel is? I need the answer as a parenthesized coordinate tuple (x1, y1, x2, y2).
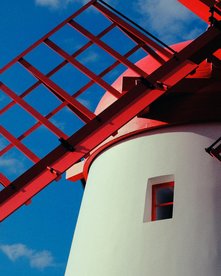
(0, 0, 171, 183)
(0, 0, 220, 220)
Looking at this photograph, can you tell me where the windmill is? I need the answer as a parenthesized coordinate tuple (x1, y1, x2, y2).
(0, 0, 221, 275)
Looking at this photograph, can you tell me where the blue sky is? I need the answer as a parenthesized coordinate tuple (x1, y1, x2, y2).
(0, 0, 206, 275)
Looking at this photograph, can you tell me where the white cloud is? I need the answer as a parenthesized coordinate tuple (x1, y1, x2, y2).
(0, 156, 25, 174)
(50, 118, 66, 131)
(79, 51, 99, 64)
(29, 250, 55, 269)
(0, 244, 32, 261)
(35, 0, 113, 10)
(0, 138, 7, 150)
(77, 97, 92, 109)
(0, 243, 55, 270)
(35, 0, 88, 9)
(0, 94, 6, 102)
(182, 27, 204, 40)
(35, 0, 60, 9)
(135, 0, 206, 43)
(69, 0, 89, 4)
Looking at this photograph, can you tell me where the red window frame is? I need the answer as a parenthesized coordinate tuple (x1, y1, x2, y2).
(151, 181, 174, 221)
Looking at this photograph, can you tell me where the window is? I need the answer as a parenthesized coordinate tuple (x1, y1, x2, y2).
(143, 175, 174, 223)
(151, 182, 174, 221)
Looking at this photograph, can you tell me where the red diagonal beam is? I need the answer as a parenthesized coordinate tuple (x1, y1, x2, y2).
(0, 173, 10, 187)
(0, 172, 31, 206)
(178, 0, 221, 23)
(0, 82, 68, 139)
(0, 24, 220, 220)
(43, 39, 122, 99)
(18, 58, 96, 123)
(0, 126, 40, 163)
(92, 1, 173, 59)
(68, 20, 149, 77)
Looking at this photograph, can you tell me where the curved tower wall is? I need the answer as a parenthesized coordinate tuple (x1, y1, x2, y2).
(65, 123, 221, 276)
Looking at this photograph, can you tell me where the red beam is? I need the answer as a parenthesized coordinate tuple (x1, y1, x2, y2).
(0, 173, 10, 187)
(178, 0, 221, 23)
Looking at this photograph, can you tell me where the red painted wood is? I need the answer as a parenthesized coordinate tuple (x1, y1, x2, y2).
(0, 173, 10, 187)
(178, 0, 221, 23)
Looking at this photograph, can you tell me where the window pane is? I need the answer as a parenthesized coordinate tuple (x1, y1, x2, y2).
(156, 187, 174, 205)
(156, 205, 173, 220)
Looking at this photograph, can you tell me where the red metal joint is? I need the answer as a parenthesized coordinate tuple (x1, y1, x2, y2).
(47, 167, 62, 181)
(59, 137, 75, 152)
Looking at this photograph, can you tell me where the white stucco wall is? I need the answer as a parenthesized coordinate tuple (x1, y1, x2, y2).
(65, 123, 221, 276)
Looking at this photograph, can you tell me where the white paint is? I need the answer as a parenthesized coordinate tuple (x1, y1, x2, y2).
(65, 123, 221, 276)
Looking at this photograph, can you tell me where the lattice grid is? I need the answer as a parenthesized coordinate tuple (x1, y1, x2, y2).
(0, 0, 173, 184)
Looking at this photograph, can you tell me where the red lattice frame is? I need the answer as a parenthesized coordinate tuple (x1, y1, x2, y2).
(0, 0, 220, 221)
(0, 0, 173, 168)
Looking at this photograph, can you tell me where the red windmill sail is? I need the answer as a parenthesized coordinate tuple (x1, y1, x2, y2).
(0, 0, 221, 221)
